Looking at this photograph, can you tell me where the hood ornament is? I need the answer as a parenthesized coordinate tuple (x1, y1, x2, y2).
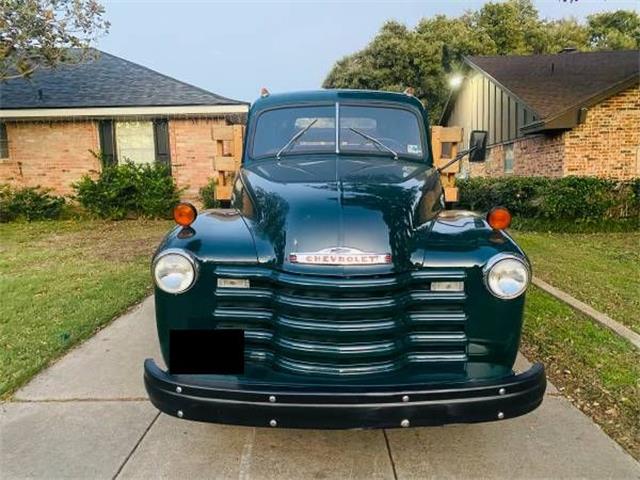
(289, 247, 392, 266)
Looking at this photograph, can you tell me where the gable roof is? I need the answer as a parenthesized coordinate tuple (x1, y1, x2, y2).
(0, 49, 246, 110)
(442, 50, 639, 132)
(467, 50, 639, 118)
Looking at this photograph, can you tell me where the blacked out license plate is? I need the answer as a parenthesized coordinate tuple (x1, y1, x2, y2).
(169, 329, 244, 374)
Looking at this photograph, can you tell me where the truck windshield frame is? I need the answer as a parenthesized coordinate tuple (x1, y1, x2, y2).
(249, 102, 428, 163)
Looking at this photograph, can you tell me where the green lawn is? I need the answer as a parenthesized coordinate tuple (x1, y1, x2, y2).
(522, 286, 640, 459)
(515, 231, 640, 333)
(516, 230, 640, 459)
(0, 219, 171, 398)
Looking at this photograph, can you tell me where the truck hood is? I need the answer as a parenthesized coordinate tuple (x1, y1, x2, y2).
(240, 155, 442, 274)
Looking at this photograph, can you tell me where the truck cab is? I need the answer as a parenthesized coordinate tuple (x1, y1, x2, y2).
(144, 89, 545, 429)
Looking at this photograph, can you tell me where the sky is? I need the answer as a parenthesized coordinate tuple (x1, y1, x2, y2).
(97, 0, 639, 103)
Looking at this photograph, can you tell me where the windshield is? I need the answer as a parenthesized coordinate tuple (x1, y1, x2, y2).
(252, 106, 336, 158)
(251, 104, 425, 160)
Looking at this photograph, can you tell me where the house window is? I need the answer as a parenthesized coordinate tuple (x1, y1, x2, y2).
(504, 143, 514, 173)
(98, 119, 170, 167)
(116, 121, 157, 164)
(0, 123, 9, 158)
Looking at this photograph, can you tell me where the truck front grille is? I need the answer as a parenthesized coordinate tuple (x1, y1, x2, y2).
(212, 266, 467, 376)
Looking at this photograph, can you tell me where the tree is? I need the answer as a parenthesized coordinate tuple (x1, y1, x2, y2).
(541, 18, 590, 53)
(587, 11, 640, 49)
(469, 0, 546, 55)
(323, 1, 638, 122)
(0, 0, 109, 80)
(323, 21, 443, 116)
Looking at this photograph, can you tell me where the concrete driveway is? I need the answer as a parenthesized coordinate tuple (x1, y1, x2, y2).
(1, 297, 638, 480)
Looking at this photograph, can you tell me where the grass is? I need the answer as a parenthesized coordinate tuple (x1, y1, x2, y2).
(517, 230, 640, 459)
(515, 231, 640, 333)
(522, 286, 640, 459)
(0, 219, 171, 398)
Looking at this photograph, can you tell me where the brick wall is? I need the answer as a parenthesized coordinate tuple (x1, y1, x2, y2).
(467, 133, 564, 177)
(168, 117, 227, 201)
(1, 121, 100, 195)
(563, 85, 639, 179)
(0, 159, 22, 187)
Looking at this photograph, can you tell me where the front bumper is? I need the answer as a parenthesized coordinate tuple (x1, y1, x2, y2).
(144, 359, 546, 429)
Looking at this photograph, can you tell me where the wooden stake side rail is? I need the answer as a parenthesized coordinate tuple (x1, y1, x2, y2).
(431, 126, 463, 204)
(211, 124, 244, 202)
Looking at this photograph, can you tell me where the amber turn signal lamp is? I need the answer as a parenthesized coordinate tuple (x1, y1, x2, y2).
(173, 202, 197, 227)
(487, 207, 512, 230)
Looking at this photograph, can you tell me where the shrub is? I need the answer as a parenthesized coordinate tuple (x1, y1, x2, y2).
(458, 176, 550, 217)
(199, 178, 220, 209)
(73, 162, 181, 219)
(0, 185, 66, 222)
(457, 176, 640, 230)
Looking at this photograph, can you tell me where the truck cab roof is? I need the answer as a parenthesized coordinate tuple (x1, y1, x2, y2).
(251, 89, 427, 114)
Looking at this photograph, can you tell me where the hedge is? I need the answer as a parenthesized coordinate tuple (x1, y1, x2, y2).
(0, 185, 66, 222)
(73, 162, 182, 220)
(457, 176, 640, 231)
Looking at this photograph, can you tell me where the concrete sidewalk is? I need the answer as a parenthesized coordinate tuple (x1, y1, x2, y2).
(1, 297, 638, 480)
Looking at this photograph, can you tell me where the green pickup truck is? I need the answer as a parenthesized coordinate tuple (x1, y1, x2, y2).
(144, 89, 545, 429)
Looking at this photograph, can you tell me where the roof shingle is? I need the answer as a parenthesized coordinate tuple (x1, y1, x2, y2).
(466, 50, 639, 119)
(0, 49, 246, 109)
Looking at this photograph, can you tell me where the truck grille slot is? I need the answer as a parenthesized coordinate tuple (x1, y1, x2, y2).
(213, 266, 468, 376)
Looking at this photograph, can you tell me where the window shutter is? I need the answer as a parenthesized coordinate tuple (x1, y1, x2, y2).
(0, 123, 9, 158)
(153, 119, 171, 168)
(98, 120, 117, 166)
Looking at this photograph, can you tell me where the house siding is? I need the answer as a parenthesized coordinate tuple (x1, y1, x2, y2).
(452, 79, 639, 180)
(465, 86, 640, 180)
(447, 71, 537, 149)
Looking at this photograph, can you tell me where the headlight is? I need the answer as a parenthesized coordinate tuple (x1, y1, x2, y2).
(153, 250, 197, 294)
(483, 254, 530, 299)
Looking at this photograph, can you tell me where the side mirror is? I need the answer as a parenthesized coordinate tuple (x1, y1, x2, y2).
(469, 130, 487, 162)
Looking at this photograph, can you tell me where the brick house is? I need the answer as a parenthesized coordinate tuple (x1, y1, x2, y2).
(440, 50, 639, 179)
(0, 50, 248, 199)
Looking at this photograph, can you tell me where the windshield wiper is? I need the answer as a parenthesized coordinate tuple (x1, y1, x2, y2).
(276, 119, 318, 159)
(348, 127, 398, 160)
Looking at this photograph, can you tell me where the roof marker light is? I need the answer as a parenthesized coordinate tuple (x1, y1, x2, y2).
(260, 87, 270, 98)
(173, 202, 197, 227)
(487, 207, 512, 230)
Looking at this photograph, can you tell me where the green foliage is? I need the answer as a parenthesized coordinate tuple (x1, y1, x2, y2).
(544, 18, 590, 53)
(457, 176, 640, 230)
(471, 0, 545, 55)
(0, 184, 65, 222)
(1, 0, 110, 80)
(323, 1, 639, 121)
(73, 162, 181, 220)
(587, 10, 640, 50)
(199, 178, 220, 209)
